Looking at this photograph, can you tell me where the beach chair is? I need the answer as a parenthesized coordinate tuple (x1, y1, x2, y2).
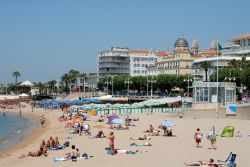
(218, 152, 237, 167)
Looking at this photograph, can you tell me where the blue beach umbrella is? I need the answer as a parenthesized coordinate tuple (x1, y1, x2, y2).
(111, 118, 125, 125)
(160, 120, 176, 127)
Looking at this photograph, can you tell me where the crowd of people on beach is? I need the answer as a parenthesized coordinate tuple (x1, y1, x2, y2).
(8, 104, 239, 167)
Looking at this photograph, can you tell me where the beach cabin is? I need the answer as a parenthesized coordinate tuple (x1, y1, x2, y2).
(192, 81, 237, 105)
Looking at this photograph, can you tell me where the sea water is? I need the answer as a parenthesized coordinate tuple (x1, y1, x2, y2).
(0, 112, 37, 152)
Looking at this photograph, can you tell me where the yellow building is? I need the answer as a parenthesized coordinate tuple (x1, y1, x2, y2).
(157, 37, 201, 75)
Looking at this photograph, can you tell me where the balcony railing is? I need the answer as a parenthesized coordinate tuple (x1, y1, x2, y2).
(223, 46, 250, 55)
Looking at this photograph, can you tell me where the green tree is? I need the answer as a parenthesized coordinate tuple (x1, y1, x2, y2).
(68, 69, 81, 86)
(228, 59, 239, 69)
(47, 80, 57, 94)
(199, 61, 213, 82)
(12, 71, 21, 84)
(61, 73, 71, 94)
(36, 82, 46, 94)
(241, 67, 250, 90)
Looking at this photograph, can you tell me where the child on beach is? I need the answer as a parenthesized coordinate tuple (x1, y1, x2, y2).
(194, 128, 202, 147)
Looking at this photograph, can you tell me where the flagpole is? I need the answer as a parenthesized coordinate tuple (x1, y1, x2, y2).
(216, 42, 219, 119)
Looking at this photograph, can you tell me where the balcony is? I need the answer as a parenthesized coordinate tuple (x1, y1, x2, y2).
(223, 46, 250, 55)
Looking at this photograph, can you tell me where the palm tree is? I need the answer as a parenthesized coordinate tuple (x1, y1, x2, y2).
(68, 70, 81, 86)
(199, 61, 213, 82)
(36, 82, 46, 94)
(12, 71, 21, 84)
(61, 73, 71, 93)
(228, 59, 239, 69)
(47, 80, 57, 94)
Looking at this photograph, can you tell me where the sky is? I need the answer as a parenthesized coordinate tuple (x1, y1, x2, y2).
(0, 0, 249, 83)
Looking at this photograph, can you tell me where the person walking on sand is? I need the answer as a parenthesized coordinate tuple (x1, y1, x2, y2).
(40, 115, 45, 128)
(108, 132, 115, 155)
(194, 128, 202, 148)
(207, 126, 217, 150)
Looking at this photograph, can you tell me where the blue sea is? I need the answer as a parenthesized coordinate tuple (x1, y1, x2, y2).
(0, 112, 37, 152)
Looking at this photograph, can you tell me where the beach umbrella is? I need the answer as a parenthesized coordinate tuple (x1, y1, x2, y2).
(111, 118, 125, 125)
(108, 115, 119, 124)
(160, 120, 176, 127)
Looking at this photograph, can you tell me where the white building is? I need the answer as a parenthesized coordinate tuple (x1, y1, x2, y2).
(98, 47, 130, 78)
(192, 33, 250, 81)
(129, 50, 168, 76)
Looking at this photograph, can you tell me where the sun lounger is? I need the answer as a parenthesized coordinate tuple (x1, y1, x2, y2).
(218, 152, 237, 167)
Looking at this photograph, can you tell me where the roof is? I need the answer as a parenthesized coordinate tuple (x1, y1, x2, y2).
(174, 37, 189, 47)
(129, 50, 168, 56)
(198, 49, 217, 55)
(230, 33, 250, 41)
(19, 80, 33, 86)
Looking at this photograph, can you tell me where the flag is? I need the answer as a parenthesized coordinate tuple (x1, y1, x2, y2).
(217, 43, 223, 51)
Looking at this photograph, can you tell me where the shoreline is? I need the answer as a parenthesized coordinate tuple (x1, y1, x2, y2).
(0, 108, 49, 157)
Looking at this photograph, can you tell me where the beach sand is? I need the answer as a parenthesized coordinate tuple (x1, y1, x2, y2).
(0, 107, 250, 167)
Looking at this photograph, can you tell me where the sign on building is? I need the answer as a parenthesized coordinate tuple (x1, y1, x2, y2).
(211, 95, 217, 103)
(226, 104, 237, 115)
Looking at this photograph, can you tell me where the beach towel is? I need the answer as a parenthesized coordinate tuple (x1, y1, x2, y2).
(130, 142, 152, 146)
(221, 126, 234, 137)
(53, 157, 68, 162)
(116, 149, 137, 154)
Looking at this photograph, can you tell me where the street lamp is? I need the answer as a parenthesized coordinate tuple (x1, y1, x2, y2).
(125, 79, 132, 96)
(224, 69, 236, 82)
(184, 79, 193, 97)
(148, 80, 156, 97)
(146, 75, 149, 96)
(105, 79, 111, 95)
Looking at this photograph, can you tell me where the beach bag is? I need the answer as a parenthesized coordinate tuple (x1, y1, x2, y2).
(63, 141, 70, 147)
(196, 134, 202, 140)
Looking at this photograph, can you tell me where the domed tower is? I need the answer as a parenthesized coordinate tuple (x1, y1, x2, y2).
(174, 37, 189, 51)
(210, 40, 217, 51)
(191, 39, 199, 55)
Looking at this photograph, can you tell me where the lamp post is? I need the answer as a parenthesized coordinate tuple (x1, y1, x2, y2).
(148, 80, 156, 97)
(125, 78, 132, 96)
(105, 78, 111, 95)
(146, 75, 149, 96)
(184, 79, 193, 97)
(224, 69, 236, 82)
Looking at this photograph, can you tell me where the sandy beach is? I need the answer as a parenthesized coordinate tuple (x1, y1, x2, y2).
(0, 107, 249, 167)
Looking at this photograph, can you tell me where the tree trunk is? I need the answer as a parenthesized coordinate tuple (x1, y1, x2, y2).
(205, 70, 208, 82)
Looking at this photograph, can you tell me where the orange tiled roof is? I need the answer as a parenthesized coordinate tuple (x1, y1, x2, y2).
(198, 49, 217, 55)
(230, 33, 250, 41)
(155, 51, 168, 56)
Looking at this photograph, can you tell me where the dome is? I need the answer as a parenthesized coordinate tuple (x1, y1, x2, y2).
(174, 37, 189, 48)
(191, 39, 199, 49)
(210, 40, 217, 50)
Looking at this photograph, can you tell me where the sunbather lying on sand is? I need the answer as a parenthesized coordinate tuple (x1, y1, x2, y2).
(130, 134, 151, 140)
(19, 147, 48, 158)
(184, 158, 218, 167)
